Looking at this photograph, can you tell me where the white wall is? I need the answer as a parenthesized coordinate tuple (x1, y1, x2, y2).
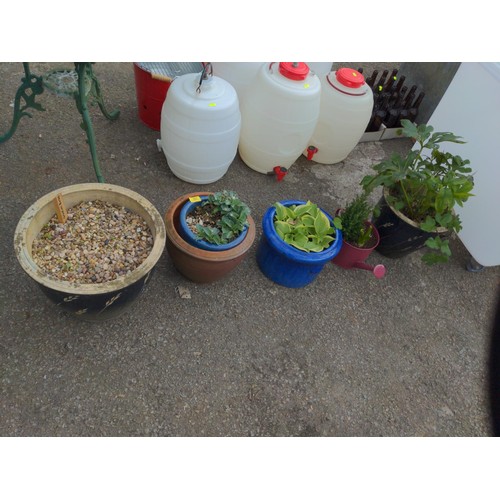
(427, 62, 500, 267)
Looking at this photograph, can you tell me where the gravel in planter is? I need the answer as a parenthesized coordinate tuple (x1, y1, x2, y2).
(186, 205, 220, 233)
(31, 200, 154, 284)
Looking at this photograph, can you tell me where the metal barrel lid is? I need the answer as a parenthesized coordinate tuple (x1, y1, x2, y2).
(135, 62, 204, 78)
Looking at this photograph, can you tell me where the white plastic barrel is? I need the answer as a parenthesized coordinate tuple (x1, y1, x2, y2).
(307, 62, 333, 77)
(212, 62, 330, 99)
(158, 64, 241, 184)
(238, 62, 321, 174)
(305, 68, 373, 164)
(211, 62, 264, 101)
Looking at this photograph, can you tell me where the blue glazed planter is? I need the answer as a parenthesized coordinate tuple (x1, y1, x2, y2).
(256, 200, 343, 288)
(179, 195, 248, 252)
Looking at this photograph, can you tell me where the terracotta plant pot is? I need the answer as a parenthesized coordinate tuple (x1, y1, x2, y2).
(331, 221, 386, 278)
(14, 183, 166, 320)
(178, 195, 249, 251)
(164, 192, 256, 283)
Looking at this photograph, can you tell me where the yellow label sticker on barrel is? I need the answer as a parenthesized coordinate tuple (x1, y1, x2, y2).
(209, 102, 217, 107)
(303, 83, 310, 89)
(189, 196, 202, 203)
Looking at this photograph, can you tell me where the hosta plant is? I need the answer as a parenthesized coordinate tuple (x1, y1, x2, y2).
(273, 201, 340, 253)
(360, 119, 474, 264)
(192, 190, 250, 245)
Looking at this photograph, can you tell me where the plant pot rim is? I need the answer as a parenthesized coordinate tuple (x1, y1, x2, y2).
(14, 183, 166, 295)
(342, 220, 380, 251)
(179, 195, 249, 251)
(165, 192, 255, 262)
(264, 199, 342, 264)
(382, 187, 449, 234)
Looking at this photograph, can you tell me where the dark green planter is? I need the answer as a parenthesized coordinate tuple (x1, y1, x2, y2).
(373, 192, 449, 259)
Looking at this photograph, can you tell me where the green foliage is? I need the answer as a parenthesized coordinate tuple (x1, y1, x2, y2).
(273, 201, 336, 252)
(360, 119, 474, 264)
(336, 193, 374, 248)
(194, 191, 250, 245)
(422, 236, 451, 264)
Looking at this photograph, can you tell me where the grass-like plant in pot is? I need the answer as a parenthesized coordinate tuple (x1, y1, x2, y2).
(335, 193, 374, 248)
(179, 190, 250, 251)
(331, 193, 386, 278)
(256, 199, 343, 288)
(360, 119, 474, 264)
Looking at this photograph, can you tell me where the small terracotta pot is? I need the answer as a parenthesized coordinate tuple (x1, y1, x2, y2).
(164, 192, 256, 283)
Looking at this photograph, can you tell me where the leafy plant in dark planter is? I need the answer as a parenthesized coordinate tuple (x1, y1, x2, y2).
(256, 200, 343, 288)
(361, 119, 474, 264)
(331, 193, 386, 278)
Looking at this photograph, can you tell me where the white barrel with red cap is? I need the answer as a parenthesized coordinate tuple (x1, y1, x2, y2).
(304, 68, 373, 164)
(238, 62, 321, 175)
(211, 62, 264, 101)
(158, 63, 241, 184)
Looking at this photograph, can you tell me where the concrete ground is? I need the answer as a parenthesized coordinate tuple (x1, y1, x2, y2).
(0, 62, 498, 436)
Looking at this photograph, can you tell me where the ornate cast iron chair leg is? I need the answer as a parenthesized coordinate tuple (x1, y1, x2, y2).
(74, 63, 105, 183)
(89, 68, 121, 121)
(0, 63, 44, 143)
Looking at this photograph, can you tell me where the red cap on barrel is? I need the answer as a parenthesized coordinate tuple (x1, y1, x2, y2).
(336, 68, 365, 88)
(279, 62, 310, 81)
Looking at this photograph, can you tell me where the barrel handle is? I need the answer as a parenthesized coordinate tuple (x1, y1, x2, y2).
(197, 62, 213, 93)
(151, 73, 173, 83)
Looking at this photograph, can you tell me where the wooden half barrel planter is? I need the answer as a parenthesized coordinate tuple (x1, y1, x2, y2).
(164, 192, 256, 283)
(14, 183, 166, 320)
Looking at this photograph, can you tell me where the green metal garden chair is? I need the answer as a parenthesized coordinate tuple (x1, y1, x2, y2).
(0, 62, 119, 182)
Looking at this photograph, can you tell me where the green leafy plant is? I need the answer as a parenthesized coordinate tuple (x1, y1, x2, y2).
(193, 191, 250, 245)
(336, 193, 374, 248)
(273, 201, 339, 253)
(360, 119, 474, 264)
